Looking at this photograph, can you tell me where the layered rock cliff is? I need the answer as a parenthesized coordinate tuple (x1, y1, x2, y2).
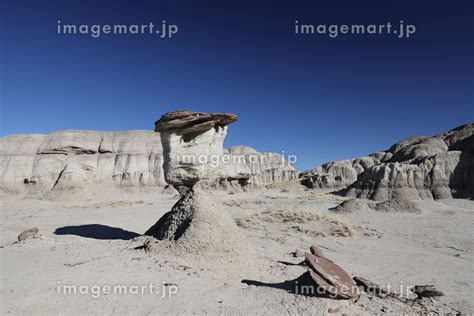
(300, 123, 474, 201)
(223, 146, 298, 187)
(0, 130, 298, 196)
(0, 131, 166, 196)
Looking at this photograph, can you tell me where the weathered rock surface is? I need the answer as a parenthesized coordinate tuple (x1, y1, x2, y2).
(154, 110, 237, 137)
(301, 123, 474, 201)
(221, 146, 298, 189)
(344, 150, 474, 200)
(0, 130, 297, 196)
(145, 188, 196, 240)
(300, 155, 385, 190)
(156, 110, 238, 187)
(0, 131, 165, 196)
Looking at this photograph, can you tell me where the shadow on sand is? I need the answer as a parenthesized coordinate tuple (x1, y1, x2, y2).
(54, 224, 141, 240)
(242, 272, 336, 299)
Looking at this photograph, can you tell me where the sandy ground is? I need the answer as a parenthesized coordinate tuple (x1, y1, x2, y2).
(1, 183, 473, 315)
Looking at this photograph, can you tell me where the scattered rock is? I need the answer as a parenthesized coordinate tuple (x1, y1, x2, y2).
(293, 249, 305, 258)
(328, 307, 342, 313)
(412, 285, 444, 299)
(18, 227, 39, 241)
(353, 276, 388, 295)
(306, 269, 350, 299)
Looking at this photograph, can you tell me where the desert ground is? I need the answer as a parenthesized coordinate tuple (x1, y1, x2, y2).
(1, 182, 472, 315)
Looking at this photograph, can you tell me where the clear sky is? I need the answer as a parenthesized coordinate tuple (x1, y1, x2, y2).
(1, 0, 473, 170)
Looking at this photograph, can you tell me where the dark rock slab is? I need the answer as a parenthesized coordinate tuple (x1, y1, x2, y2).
(155, 110, 237, 136)
(412, 285, 444, 298)
(305, 253, 359, 299)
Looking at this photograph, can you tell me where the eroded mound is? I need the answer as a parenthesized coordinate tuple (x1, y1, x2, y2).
(373, 199, 422, 213)
(330, 198, 371, 213)
(142, 189, 254, 264)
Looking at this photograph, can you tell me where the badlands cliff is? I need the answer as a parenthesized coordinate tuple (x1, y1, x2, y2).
(0, 130, 298, 196)
(300, 123, 474, 201)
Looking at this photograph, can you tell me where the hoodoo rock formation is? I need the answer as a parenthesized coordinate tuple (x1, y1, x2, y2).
(301, 123, 474, 201)
(144, 111, 253, 262)
(154, 110, 239, 188)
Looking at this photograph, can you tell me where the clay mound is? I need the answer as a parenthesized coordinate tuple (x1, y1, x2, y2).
(372, 199, 422, 213)
(330, 198, 371, 213)
(144, 189, 254, 264)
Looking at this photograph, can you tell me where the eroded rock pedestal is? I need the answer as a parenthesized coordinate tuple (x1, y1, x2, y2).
(155, 110, 238, 188)
(144, 110, 253, 262)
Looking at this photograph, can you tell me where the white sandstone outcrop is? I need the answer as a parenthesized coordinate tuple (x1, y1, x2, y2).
(155, 111, 236, 186)
(299, 155, 383, 190)
(222, 146, 298, 188)
(0, 130, 166, 196)
(301, 123, 474, 201)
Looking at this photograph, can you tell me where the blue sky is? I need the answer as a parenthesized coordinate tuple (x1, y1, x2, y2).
(1, 0, 473, 170)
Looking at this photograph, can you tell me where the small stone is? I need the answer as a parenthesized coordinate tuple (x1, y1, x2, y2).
(309, 245, 324, 257)
(412, 285, 444, 298)
(353, 276, 388, 295)
(18, 227, 38, 241)
(293, 249, 305, 257)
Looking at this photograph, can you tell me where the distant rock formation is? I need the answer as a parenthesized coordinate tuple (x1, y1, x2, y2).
(299, 154, 387, 190)
(301, 123, 474, 201)
(0, 128, 297, 196)
(0, 131, 165, 196)
(222, 146, 297, 189)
